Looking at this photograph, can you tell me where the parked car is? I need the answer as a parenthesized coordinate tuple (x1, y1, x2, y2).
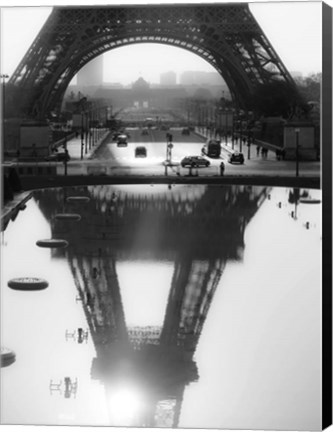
(45, 152, 70, 162)
(141, 128, 149, 135)
(180, 156, 210, 168)
(117, 134, 128, 147)
(135, 146, 147, 158)
(181, 127, 190, 135)
(228, 152, 244, 164)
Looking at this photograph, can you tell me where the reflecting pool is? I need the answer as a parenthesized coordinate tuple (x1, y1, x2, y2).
(1, 184, 322, 430)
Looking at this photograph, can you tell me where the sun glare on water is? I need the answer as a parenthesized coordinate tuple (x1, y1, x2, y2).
(108, 384, 147, 425)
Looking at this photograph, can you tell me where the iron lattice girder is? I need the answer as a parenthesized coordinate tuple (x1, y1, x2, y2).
(8, 3, 294, 118)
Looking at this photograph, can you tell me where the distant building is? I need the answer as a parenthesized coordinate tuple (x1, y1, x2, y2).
(77, 55, 104, 87)
(179, 70, 225, 86)
(160, 71, 177, 86)
(132, 77, 151, 108)
(91, 77, 187, 111)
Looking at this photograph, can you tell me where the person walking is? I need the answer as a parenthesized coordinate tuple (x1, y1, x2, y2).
(256, 145, 260, 157)
(220, 161, 225, 176)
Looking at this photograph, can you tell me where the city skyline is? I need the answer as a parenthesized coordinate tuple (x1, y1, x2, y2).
(0, 1, 323, 87)
(77, 62, 226, 88)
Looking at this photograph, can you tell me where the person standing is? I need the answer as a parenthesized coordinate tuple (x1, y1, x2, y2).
(220, 161, 225, 176)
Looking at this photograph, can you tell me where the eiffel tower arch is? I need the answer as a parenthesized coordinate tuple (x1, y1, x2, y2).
(6, 3, 295, 120)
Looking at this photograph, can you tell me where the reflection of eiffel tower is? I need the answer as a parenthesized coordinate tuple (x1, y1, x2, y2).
(35, 184, 270, 426)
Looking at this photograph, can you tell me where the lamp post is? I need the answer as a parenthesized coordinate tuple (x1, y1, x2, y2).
(63, 136, 68, 176)
(88, 111, 92, 150)
(295, 128, 300, 177)
(247, 111, 252, 160)
(225, 108, 228, 146)
(239, 112, 243, 153)
(80, 111, 84, 160)
(231, 108, 235, 150)
(79, 96, 87, 160)
(84, 111, 88, 155)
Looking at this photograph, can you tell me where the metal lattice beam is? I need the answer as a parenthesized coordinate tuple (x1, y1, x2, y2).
(7, 3, 295, 119)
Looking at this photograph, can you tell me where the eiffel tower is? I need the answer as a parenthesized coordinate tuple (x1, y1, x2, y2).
(34, 184, 270, 427)
(5, 3, 295, 120)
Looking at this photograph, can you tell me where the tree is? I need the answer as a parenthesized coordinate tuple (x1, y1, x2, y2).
(250, 80, 307, 119)
(295, 73, 321, 103)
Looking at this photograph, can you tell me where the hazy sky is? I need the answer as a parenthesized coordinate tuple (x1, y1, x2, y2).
(0, 1, 324, 86)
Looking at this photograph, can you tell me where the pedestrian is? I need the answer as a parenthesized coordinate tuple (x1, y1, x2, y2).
(281, 148, 286, 160)
(220, 161, 225, 176)
(256, 145, 260, 157)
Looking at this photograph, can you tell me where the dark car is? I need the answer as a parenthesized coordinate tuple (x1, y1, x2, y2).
(181, 156, 210, 168)
(202, 139, 221, 158)
(117, 134, 128, 147)
(135, 146, 147, 158)
(45, 152, 70, 162)
(181, 127, 190, 135)
(141, 128, 149, 135)
(228, 152, 244, 164)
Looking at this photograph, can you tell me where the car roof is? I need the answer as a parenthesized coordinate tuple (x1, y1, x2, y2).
(185, 155, 203, 158)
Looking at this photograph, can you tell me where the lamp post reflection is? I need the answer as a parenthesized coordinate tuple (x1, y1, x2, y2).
(49, 378, 78, 398)
(65, 328, 89, 343)
(295, 128, 300, 177)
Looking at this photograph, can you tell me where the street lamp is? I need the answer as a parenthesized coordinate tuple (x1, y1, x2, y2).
(247, 137, 251, 160)
(239, 112, 243, 153)
(231, 108, 235, 150)
(295, 128, 300, 177)
(80, 111, 84, 160)
(225, 108, 228, 145)
(88, 111, 92, 150)
(85, 111, 88, 155)
(62, 136, 68, 175)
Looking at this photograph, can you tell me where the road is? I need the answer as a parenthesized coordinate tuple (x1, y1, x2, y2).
(14, 127, 321, 179)
(88, 127, 320, 178)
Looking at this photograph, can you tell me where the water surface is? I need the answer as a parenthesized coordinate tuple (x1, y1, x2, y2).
(1, 184, 322, 430)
